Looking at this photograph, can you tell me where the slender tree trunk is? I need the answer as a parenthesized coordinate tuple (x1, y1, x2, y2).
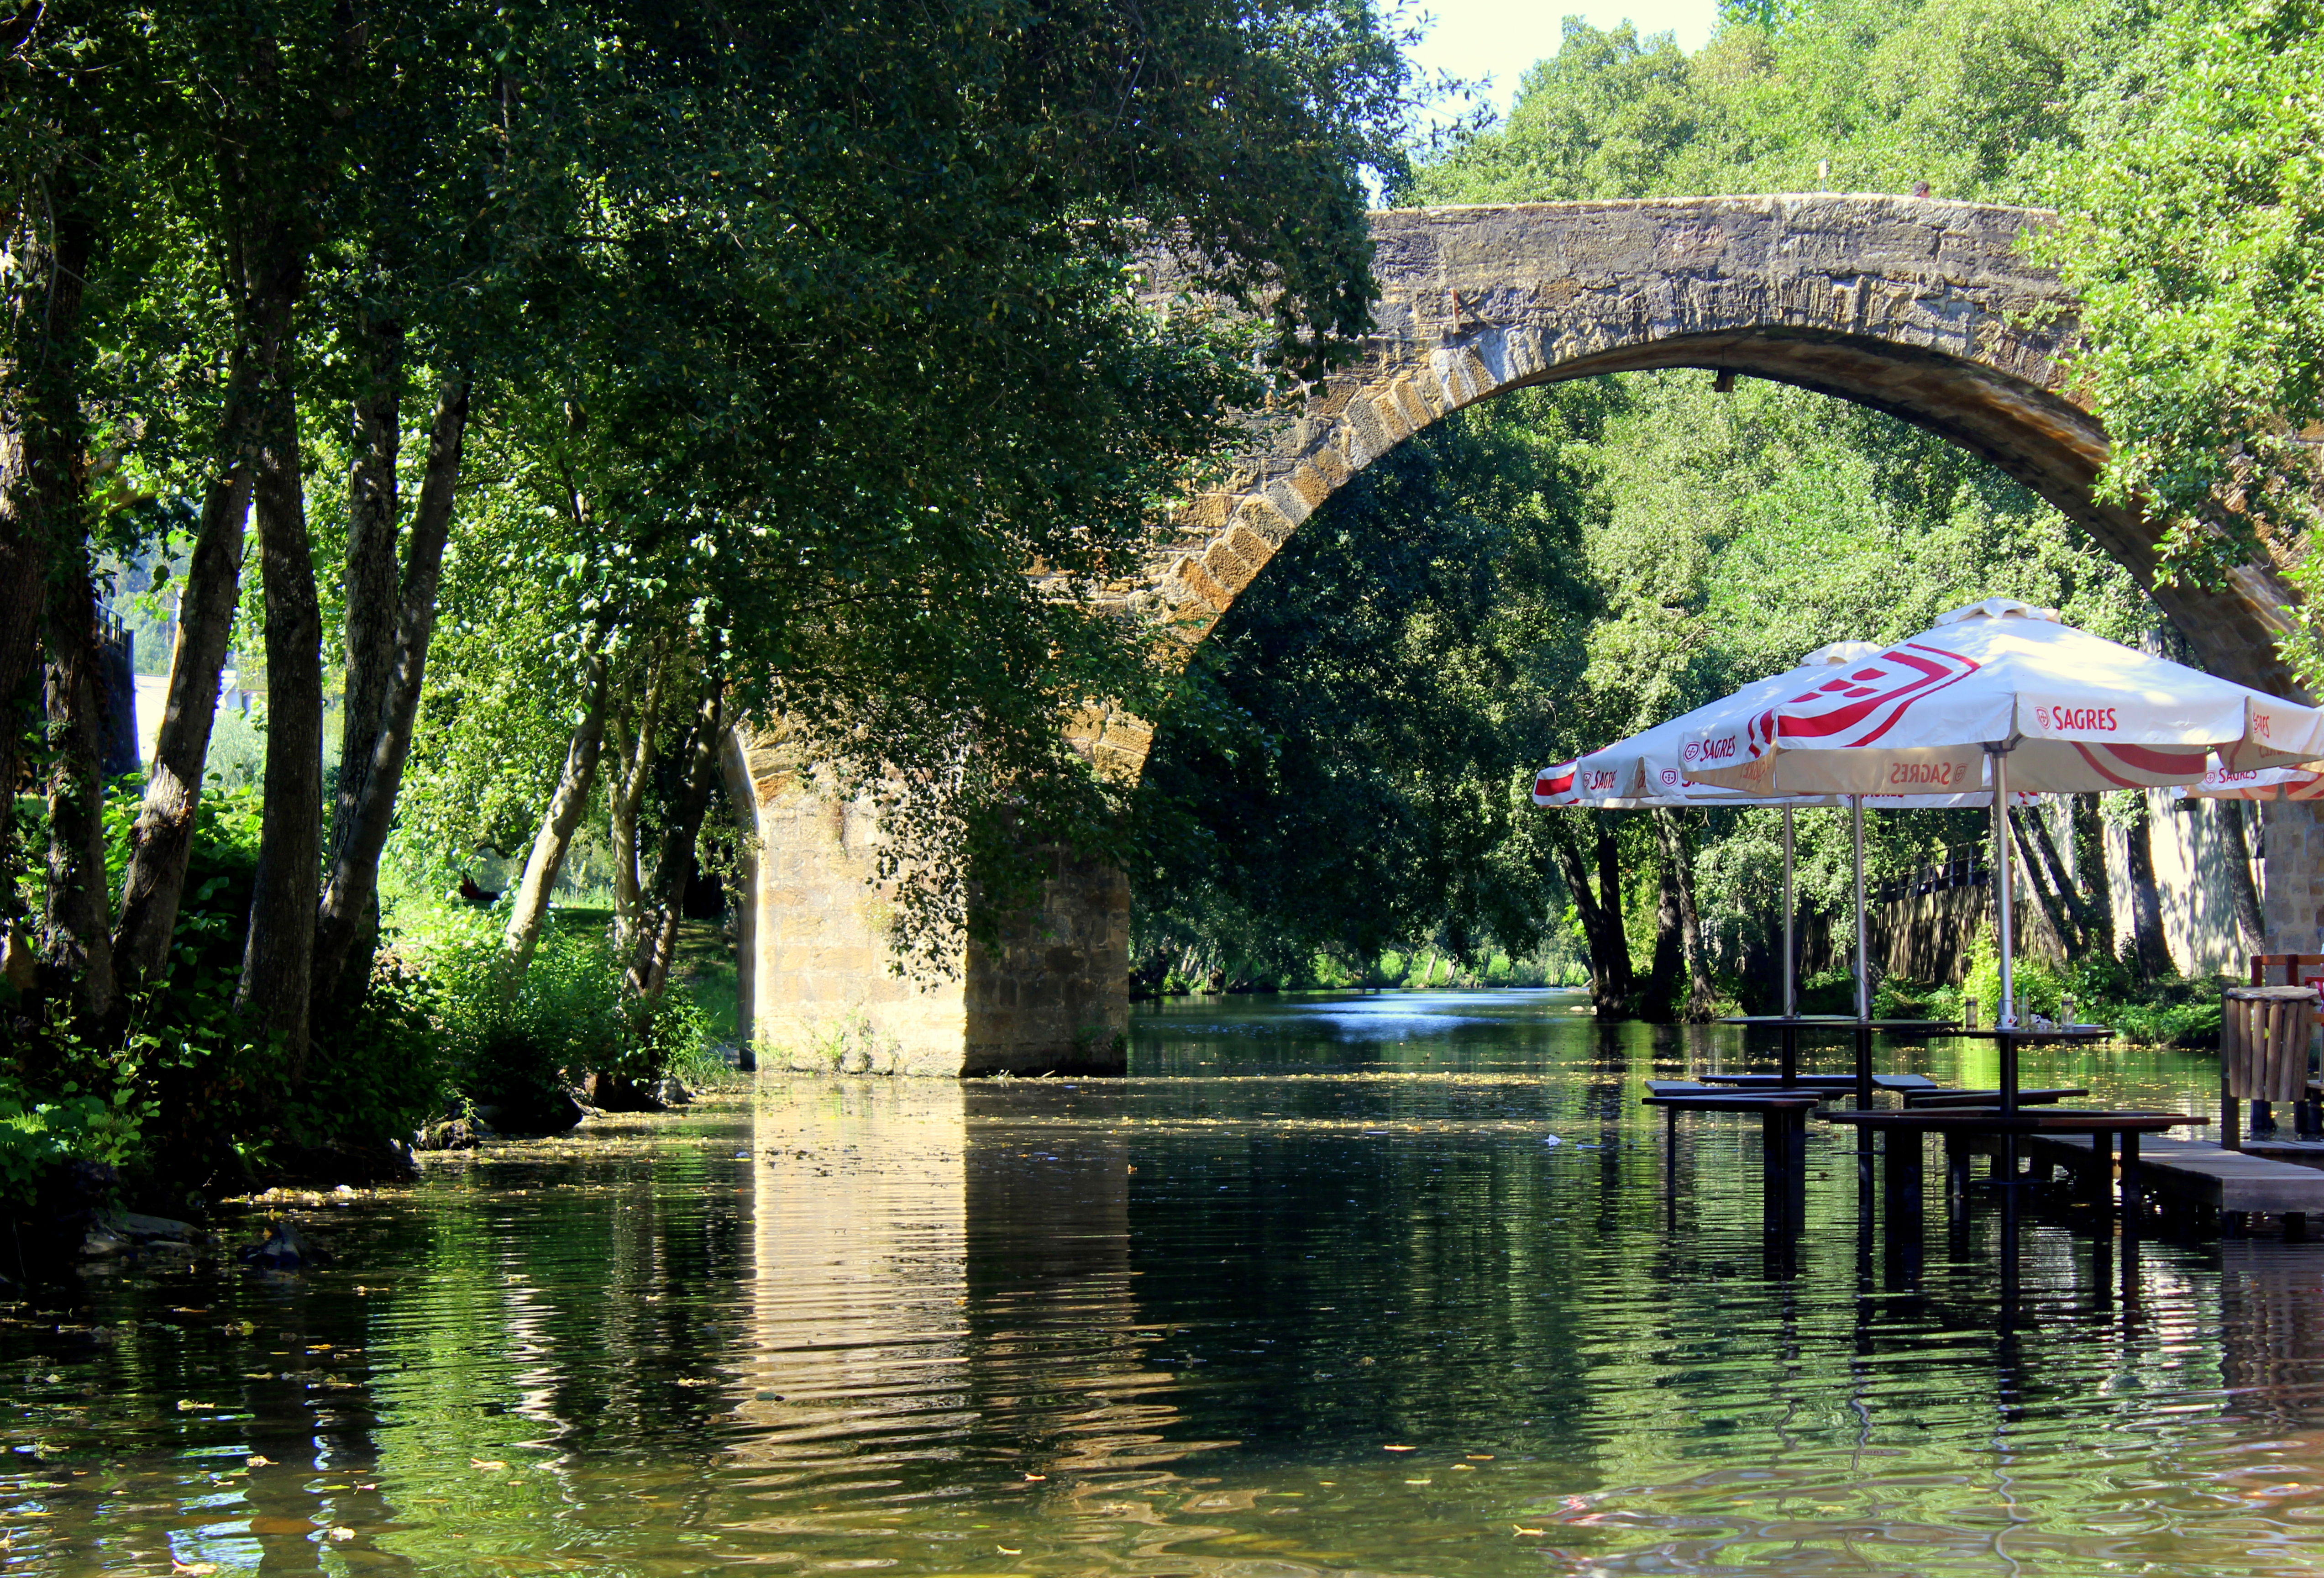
(1549, 813, 1632, 1015)
(0, 430, 45, 956)
(625, 685, 723, 1004)
(2218, 798, 2266, 954)
(2014, 801, 2100, 955)
(2008, 807, 2078, 957)
(333, 317, 403, 819)
(607, 648, 669, 959)
(42, 540, 117, 1024)
(235, 379, 325, 1063)
(1638, 844, 1682, 1022)
(112, 392, 254, 991)
(218, 28, 329, 1066)
(15, 188, 111, 1023)
(1653, 809, 1714, 1022)
(312, 376, 469, 1008)
(501, 647, 611, 974)
(2070, 794, 2115, 958)
(2124, 791, 2175, 980)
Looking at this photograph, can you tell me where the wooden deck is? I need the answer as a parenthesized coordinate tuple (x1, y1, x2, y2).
(2024, 1131, 2324, 1216)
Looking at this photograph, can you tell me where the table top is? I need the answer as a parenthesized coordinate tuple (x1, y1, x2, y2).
(1643, 1093, 1825, 1114)
(1945, 1026, 2114, 1042)
(1821, 1108, 2203, 1134)
(1702, 1073, 1939, 1090)
(1902, 1087, 2090, 1108)
(1719, 1016, 1962, 1031)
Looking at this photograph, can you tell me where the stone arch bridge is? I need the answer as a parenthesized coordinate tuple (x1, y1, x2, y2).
(724, 194, 2314, 1076)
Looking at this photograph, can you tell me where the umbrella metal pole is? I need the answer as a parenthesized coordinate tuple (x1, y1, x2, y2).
(1853, 795, 1873, 1112)
(1782, 804, 1798, 1085)
(1991, 747, 2019, 1116)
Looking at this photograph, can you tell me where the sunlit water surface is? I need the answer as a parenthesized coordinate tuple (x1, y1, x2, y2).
(8, 989, 2324, 1575)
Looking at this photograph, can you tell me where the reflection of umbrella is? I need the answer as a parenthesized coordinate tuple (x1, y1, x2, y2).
(1684, 599, 2324, 1031)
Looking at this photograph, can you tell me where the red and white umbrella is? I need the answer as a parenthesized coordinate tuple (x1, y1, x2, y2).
(1674, 598, 2324, 1036)
(1531, 639, 2020, 1025)
(2172, 763, 2324, 802)
(1532, 643, 1884, 807)
(1679, 599, 2324, 797)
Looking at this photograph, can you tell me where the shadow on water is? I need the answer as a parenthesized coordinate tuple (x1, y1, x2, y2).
(4, 989, 2324, 1573)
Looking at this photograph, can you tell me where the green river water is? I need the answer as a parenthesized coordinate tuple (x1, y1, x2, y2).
(6, 988, 2324, 1575)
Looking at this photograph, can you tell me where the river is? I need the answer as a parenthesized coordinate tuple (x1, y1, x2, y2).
(6, 988, 2324, 1575)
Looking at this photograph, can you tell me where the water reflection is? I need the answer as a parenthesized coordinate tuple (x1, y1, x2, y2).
(5, 993, 2324, 1575)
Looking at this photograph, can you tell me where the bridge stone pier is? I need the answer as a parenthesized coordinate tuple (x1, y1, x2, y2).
(730, 194, 2319, 1075)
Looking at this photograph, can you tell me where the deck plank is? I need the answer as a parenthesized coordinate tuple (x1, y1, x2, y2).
(2025, 1132, 2324, 1213)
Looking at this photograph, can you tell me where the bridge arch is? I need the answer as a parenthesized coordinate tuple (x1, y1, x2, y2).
(739, 194, 2318, 1075)
(1084, 193, 2298, 778)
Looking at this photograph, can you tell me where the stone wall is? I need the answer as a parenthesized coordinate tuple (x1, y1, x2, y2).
(725, 725, 1129, 1076)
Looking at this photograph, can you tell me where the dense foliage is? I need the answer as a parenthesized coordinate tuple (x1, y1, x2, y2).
(1137, 0, 2267, 1023)
(2, 0, 1424, 1205)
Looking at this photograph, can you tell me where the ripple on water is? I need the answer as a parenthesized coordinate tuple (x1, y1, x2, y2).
(1, 996, 2321, 1574)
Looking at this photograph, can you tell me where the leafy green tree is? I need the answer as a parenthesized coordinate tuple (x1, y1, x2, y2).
(2035, 0, 2324, 644)
(4, 0, 1429, 1181)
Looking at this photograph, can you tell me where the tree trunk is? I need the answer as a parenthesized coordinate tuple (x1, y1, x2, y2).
(42, 540, 117, 1025)
(313, 375, 469, 1008)
(624, 686, 724, 1004)
(0, 489, 42, 948)
(235, 374, 326, 1064)
(2070, 794, 2115, 958)
(1549, 812, 1632, 1015)
(332, 317, 403, 826)
(2015, 801, 2103, 956)
(2218, 798, 2266, 954)
(1637, 841, 1683, 1022)
(112, 394, 254, 992)
(219, 31, 327, 1066)
(2008, 806, 2079, 957)
(501, 647, 612, 974)
(607, 648, 669, 959)
(2124, 791, 2176, 981)
(11, 184, 110, 1023)
(1654, 809, 1714, 1022)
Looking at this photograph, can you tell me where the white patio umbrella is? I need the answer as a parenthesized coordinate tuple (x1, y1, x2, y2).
(2172, 763, 2324, 802)
(1532, 637, 2005, 1027)
(1679, 599, 2324, 1031)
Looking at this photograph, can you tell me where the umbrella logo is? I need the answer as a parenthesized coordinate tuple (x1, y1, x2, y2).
(1660, 769, 1679, 786)
(2034, 706, 2051, 731)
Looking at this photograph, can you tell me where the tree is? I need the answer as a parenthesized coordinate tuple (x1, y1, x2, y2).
(3, 0, 1429, 1177)
(2036, 0, 2324, 648)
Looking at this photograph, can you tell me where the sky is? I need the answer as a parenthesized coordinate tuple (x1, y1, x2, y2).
(1402, 0, 1721, 122)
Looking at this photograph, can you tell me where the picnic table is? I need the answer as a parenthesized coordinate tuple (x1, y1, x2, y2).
(1644, 1089, 1822, 1232)
(1823, 1106, 2207, 1238)
(1941, 1025, 2112, 1113)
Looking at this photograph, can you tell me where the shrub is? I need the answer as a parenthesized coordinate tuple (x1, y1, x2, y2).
(2, 784, 456, 1203)
(405, 906, 708, 1115)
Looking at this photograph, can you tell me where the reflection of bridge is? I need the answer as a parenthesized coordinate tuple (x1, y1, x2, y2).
(734, 1081, 1215, 1492)
(726, 196, 2322, 1075)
